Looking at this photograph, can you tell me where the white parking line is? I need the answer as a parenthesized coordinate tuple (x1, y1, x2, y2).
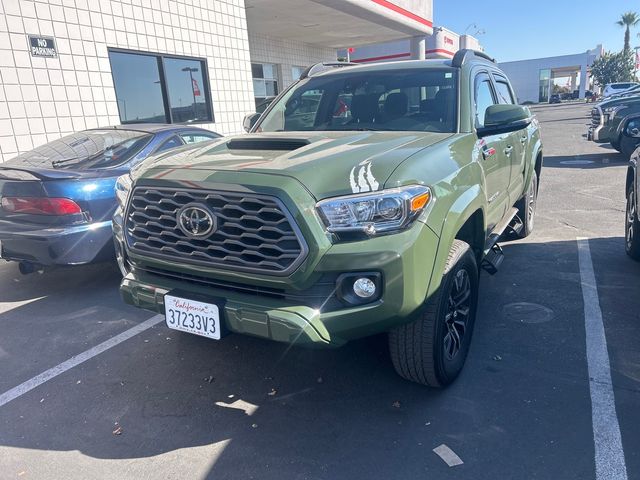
(0, 314, 164, 408)
(577, 237, 628, 480)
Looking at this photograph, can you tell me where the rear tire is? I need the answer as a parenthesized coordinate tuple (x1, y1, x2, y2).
(514, 173, 538, 239)
(626, 185, 640, 261)
(388, 240, 478, 387)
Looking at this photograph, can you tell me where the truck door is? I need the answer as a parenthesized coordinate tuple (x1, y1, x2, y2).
(474, 72, 511, 230)
(492, 73, 527, 204)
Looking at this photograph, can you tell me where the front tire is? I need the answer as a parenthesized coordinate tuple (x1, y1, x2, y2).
(620, 137, 640, 159)
(626, 185, 640, 261)
(611, 139, 622, 152)
(389, 240, 478, 387)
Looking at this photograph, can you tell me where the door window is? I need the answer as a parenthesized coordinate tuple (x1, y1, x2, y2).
(493, 76, 515, 104)
(475, 74, 497, 127)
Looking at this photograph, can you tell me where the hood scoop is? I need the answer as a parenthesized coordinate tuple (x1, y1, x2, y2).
(226, 138, 310, 151)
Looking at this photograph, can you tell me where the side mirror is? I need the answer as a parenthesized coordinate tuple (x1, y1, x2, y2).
(624, 118, 640, 138)
(243, 112, 261, 132)
(477, 105, 532, 137)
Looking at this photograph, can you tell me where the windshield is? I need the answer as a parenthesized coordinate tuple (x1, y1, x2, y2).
(5, 129, 153, 170)
(257, 68, 458, 133)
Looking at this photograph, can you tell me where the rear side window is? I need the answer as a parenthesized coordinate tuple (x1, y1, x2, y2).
(180, 132, 219, 144)
(474, 73, 497, 127)
(156, 136, 183, 152)
(493, 76, 515, 104)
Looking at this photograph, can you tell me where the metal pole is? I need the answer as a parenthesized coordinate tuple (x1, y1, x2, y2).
(189, 70, 196, 119)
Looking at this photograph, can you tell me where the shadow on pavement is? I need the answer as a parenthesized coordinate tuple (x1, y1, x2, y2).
(544, 152, 628, 169)
(0, 260, 122, 303)
(4, 238, 629, 479)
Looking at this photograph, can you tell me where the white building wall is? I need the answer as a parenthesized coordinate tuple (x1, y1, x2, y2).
(0, 0, 255, 163)
(248, 33, 335, 89)
(499, 46, 603, 104)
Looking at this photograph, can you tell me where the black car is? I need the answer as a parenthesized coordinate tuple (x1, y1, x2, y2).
(627, 146, 640, 260)
(549, 93, 562, 104)
(619, 115, 640, 159)
(0, 124, 221, 273)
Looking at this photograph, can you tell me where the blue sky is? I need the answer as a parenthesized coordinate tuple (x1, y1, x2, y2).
(436, 0, 640, 62)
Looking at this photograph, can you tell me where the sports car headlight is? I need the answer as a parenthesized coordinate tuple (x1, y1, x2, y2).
(115, 174, 132, 210)
(316, 185, 431, 236)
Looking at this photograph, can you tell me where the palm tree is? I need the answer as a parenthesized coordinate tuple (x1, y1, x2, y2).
(617, 11, 640, 52)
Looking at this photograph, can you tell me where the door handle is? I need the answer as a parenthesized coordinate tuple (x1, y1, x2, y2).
(504, 145, 514, 156)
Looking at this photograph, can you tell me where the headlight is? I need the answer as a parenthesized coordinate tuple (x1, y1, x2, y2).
(115, 173, 132, 210)
(316, 185, 431, 236)
(603, 105, 627, 119)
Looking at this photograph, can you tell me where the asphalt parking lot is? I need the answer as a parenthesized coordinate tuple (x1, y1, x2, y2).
(1, 102, 639, 480)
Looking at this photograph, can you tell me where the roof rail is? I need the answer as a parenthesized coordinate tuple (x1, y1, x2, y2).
(299, 61, 358, 79)
(451, 49, 496, 68)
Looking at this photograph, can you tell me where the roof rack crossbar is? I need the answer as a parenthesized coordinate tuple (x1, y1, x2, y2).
(451, 49, 496, 68)
(299, 61, 358, 79)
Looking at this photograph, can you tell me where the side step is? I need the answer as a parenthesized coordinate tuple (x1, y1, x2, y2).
(481, 244, 504, 275)
(480, 208, 522, 275)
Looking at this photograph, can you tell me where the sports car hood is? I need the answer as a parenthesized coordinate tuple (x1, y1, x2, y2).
(138, 131, 453, 199)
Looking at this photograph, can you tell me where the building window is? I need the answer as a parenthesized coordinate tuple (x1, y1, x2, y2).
(252, 62, 279, 109)
(291, 66, 305, 82)
(109, 49, 214, 124)
(539, 69, 551, 103)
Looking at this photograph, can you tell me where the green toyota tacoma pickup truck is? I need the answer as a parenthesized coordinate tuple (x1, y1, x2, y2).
(113, 50, 543, 387)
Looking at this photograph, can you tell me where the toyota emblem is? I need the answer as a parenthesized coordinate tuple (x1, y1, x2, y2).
(177, 204, 216, 238)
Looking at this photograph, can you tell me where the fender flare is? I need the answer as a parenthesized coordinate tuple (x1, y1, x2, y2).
(425, 184, 486, 298)
(525, 138, 543, 189)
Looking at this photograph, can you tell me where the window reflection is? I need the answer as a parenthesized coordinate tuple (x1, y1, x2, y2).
(109, 50, 214, 124)
(164, 58, 211, 123)
(109, 51, 166, 123)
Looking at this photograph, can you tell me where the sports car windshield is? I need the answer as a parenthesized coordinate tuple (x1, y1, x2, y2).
(257, 68, 458, 133)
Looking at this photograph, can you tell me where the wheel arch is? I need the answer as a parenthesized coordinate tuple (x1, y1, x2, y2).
(426, 186, 486, 299)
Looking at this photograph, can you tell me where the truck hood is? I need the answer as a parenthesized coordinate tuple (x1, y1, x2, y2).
(139, 131, 453, 199)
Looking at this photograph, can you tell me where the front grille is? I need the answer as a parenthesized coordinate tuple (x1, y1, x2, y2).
(591, 108, 602, 127)
(125, 187, 308, 275)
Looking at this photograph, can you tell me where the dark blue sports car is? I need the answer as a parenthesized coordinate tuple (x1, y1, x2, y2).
(0, 124, 221, 273)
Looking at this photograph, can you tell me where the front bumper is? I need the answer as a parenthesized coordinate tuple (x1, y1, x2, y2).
(0, 219, 113, 266)
(588, 124, 608, 142)
(117, 221, 440, 347)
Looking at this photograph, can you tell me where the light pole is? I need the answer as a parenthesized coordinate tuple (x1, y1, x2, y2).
(182, 66, 199, 119)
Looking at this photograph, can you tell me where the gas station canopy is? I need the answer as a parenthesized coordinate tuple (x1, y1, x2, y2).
(245, 0, 434, 48)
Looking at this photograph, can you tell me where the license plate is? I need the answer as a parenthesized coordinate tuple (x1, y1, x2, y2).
(164, 295, 221, 340)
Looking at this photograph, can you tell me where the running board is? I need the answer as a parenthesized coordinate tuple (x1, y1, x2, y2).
(484, 207, 519, 252)
(481, 207, 519, 275)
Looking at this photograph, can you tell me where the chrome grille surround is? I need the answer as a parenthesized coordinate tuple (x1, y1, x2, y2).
(124, 187, 308, 276)
(591, 107, 602, 127)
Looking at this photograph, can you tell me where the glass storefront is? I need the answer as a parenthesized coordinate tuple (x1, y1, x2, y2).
(539, 69, 551, 103)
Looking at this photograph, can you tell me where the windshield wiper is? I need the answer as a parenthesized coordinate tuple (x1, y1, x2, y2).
(51, 156, 80, 168)
(51, 149, 113, 169)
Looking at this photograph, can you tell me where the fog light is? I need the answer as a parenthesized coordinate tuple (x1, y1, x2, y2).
(353, 277, 376, 298)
